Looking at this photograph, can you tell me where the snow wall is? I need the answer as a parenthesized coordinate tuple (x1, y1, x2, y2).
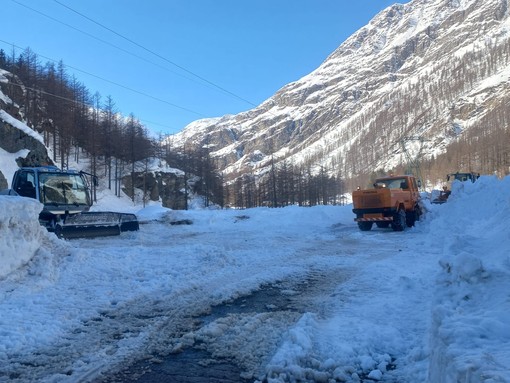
(0, 196, 46, 278)
(426, 175, 510, 382)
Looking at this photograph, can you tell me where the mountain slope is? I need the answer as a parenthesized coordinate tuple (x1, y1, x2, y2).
(169, 0, 510, 188)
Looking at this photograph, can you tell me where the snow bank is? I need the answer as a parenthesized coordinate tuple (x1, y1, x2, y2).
(0, 196, 47, 278)
(427, 175, 510, 382)
(262, 175, 510, 383)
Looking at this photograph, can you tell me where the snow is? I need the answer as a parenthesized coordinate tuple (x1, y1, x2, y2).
(163, 0, 510, 183)
(0, 196, 46, 278)
(0, 71, 12, 104)
(0, 175, 509, 382)
(0, 147, 29, 188)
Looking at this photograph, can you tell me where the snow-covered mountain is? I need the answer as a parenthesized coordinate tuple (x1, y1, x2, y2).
(169, 0, 510, 187)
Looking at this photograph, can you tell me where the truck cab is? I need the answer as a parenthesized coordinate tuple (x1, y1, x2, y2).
(352, 175, 422, 231)
(11, 166, 92, 230)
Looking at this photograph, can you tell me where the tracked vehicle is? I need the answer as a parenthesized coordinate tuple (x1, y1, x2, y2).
(6, 166, 139, 239)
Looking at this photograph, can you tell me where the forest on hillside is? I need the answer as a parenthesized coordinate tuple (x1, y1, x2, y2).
(0, 47, 344, 208)
(7, 34, 509, 210)
(328, 36, 510, 189)
(0, 47, 227, 206)
(0, 48, 154, 186)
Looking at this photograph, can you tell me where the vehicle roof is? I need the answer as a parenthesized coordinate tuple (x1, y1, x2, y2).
(18, 166, 81, 175)
(375, 175, 414, 180)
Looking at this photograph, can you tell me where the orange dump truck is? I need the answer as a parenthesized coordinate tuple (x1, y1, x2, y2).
(352, 175, 422, 231)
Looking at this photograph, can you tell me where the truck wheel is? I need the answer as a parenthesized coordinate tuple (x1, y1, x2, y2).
(406, 211, 416, 227)
(358, 221, 373, 231)
(391, 210, 406, 232)
(406, 206, 421, 227)
(415, 205, 422, 221)
(55, 223, 64, 239)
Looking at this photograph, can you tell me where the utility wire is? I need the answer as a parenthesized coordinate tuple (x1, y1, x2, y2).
(10, 0, 218, 91)
(7, 0, 278, 130)
(53, 0, 259, 108)
(5, 80, 89, 106)
(0, 39, 206, 119)
(3, 80, 177, 131)
(7, 0, 252, 123)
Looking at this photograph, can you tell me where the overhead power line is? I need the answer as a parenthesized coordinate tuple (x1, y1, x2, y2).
(53, 0, 259, 108)
(10, 0, 215, 90)
(3, 80, 177, 132)
(6, 0, 278, 131)
(0, 39, 206, 117)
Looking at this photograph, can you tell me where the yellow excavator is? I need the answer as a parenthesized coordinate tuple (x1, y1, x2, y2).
(432, 172, 480, 204)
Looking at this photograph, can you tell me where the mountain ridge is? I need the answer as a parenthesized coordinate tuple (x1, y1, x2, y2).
(168, 0, 510, 189)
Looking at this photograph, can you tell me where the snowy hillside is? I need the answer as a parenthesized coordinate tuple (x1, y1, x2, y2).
(169, 0, 510, 187)
(0, 175, 509, 382)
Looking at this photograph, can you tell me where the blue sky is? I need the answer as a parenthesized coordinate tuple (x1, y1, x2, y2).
(2, 0, 408, 135)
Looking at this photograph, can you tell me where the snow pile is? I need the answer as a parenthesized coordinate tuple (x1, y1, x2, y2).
(0, 196, 46, 278)
(263, 224, 435, 382)
(427, 176, 510, 382)
(261, 175, 510, 383)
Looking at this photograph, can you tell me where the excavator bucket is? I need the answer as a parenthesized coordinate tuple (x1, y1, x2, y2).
(55, 212, 139, 239)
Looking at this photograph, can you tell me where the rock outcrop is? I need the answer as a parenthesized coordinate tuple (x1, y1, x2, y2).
(122, 171, 188, 210)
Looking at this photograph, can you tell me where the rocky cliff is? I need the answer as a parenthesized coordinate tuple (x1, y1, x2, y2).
(0, 72, 52, 187)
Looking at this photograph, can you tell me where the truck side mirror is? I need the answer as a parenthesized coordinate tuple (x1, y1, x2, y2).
(417, 180, 422, 188)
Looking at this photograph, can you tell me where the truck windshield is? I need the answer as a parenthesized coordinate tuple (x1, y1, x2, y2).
(377, 178, 407, 189)
(39, 173, 89, 206)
